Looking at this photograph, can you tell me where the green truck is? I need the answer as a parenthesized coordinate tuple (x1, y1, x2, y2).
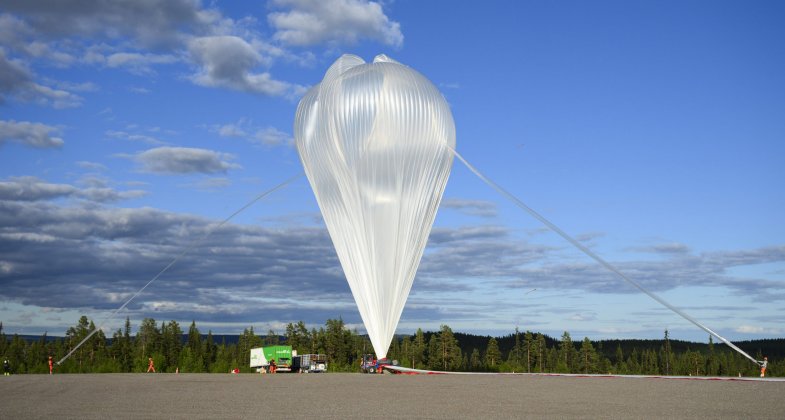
(249, 346, 293, 373)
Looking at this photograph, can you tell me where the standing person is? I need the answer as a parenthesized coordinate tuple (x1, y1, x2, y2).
(147, 357, 156, 373)
(270, 359, 276, 374)
(759, 357, 768, 377)
(3, 359, 9, 376)
(48, 356, 54, 375)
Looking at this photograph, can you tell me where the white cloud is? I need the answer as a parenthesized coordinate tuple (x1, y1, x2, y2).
(0, 51, 83, 108)
(133, 146, 241, 174)
(49, 80, 98, 92)
(441, 199, 497, 218)
(631, 242, 692, 255)
(733, 325, 782, 335)
(0, 120, 64, 148)
(4, 1, 399, 102)
(216, 122, 247, 138)
(212, 120, 293, 147)
(191, 177, 232, 191)
(253, 127, 293, 146)
(0, 176, 146, 203)
(188, 35, 296, 96)
(568, 312, 598, 322)
(0, 176, 76, 201)
(22, 41, 77, 66)
(25, 82, 84, 108)
(106, 52, 178, 74)
(268, 0, 403, 48)
(128, 86, 151, 94)
(80, 187, 147, 202)
(105, 130, 166, 145)
(0, 0, 219, 49)
(76, 161, 108, 171)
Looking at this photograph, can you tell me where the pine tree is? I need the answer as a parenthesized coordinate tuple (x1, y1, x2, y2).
(204, 330, 216, 371)
(485, 337, 501, 369)
(706, 335, 718, 376)
(660, 329, 672, 375)
(470, 348, 482, 371)
(535, 333, 547, 372)
(558, 331, 575, 373)
(412, 328, 426, 369)
(428, 325, 461, 371)
(524, 330, 533, 372)
(185, 321, 203, 371)
(508, 327, 521, 371)
(136, 317, 161, 370)
(579, 337, 598, 374)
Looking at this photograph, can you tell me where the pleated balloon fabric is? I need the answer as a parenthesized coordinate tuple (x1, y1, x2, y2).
(295, 54, 455, 358)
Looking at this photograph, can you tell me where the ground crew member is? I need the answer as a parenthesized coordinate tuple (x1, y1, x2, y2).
(759, 357, 768, 377)
(147, 357, 156, 373)
(3, 359, 9, 376)
(270, 359, 276, 374)
(48, 356, 53, 374)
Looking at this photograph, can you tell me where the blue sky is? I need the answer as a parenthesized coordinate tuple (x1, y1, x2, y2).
(1, 0, 783, 343)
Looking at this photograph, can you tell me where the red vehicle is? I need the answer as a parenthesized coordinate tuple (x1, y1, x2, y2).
(361, 354, 393, 374)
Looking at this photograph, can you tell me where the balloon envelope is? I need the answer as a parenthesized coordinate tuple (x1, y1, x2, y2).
(295, 54, 455, 358)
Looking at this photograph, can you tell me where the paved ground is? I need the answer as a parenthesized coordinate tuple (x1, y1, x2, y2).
(0, 373, 782, 419)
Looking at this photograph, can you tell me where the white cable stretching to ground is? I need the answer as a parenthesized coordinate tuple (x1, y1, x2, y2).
(450, 148, 760, 366)
(57, 174, 303, 366)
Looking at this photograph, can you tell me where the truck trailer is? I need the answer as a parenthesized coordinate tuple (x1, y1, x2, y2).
(249, 346, 294, 373)
(292, 354, 328, 373)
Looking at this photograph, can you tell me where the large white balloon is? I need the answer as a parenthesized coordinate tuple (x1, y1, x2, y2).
(295, 54, 455, 358)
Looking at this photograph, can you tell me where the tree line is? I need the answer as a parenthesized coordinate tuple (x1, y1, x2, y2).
(0, 318, 779, 377)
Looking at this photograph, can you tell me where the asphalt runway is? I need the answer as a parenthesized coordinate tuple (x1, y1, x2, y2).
(0, 373, 782, 419)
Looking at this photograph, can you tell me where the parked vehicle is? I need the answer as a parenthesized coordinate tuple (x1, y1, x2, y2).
(292, 354, 328, 373)
(250, 346, 294, 373)
(360, 354, 396, 373)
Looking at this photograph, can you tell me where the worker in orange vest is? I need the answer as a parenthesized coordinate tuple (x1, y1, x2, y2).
(759, 357, 768, 377)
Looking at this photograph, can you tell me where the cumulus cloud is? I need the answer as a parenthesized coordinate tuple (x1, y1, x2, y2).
(417, 222, 785, 306)
(212, 119, 293, 146)
(191, 177, 232, 191)
(0, 177, 76, 201)
(268, 0, 403, 48)
(0, 176, 146, 203)
(0, 50, 32, 93)
(188, 35, 297, 96)
(105, 52, 178, 74)
(105, 130, 166, 145)
(574, 232, 605, 243)
(441, 199, 497, 218)
(631, 242, 691, 255)
(421, 225, 553, 279)
(568, 312, 598, 322)
(216, 122, 247, 138)
(2, 0, 402, 101)
(734, 325, 781, 334)
(0, 120, 64, 148)
(79, 187, 148, 202)
(0, 185, 782, 332)
(0, 197, 351, 323)
(76, 161, 108, 171)
(253, 127, 293, 146)
(0, 51, 83, 108)
(132, 146, 240, 174)
(0, 0, 218, 49)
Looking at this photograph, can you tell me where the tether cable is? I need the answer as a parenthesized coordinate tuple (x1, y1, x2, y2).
(450, 148, 759, 366)
(57, 173, 303, 365)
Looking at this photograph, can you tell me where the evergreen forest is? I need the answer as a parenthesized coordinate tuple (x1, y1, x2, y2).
(1, 317, 781, 377)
